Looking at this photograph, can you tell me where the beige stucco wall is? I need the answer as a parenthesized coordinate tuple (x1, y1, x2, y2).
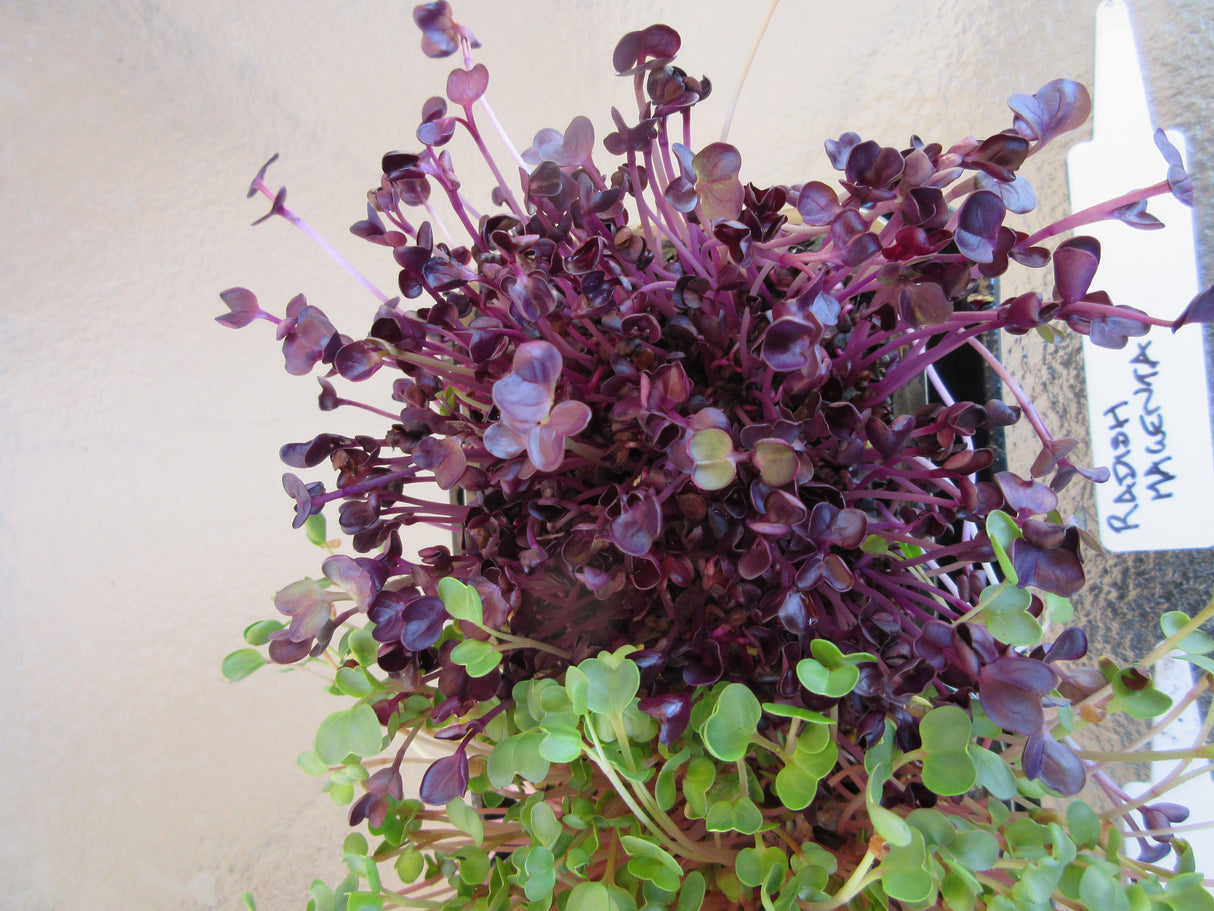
(2, 1, 1211, 908)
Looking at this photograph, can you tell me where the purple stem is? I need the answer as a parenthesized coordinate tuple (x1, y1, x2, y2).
(460, 106, 524, 220)
(1062, 299, 1174, 328)
(859, 322, 992, 406)
(1023, 179, 1172, 247)
(422, 146, 486, 250)
(335, 398, 406, 421)
(250, 178, 390, 303)
(310, 468, 422, 507)
(966, 335, 1055, 449)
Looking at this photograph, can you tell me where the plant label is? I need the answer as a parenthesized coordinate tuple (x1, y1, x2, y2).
(1067, 0, 1214, 551)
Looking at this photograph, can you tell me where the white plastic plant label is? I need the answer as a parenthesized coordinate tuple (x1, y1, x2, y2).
(1066, 0, 1214, 551)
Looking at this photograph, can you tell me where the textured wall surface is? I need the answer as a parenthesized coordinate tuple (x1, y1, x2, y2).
(1, 1, 1211, 908)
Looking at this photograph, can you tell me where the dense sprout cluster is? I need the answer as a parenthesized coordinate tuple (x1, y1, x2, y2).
(220, 7, 1199, 795)
(222, 4, 1214, 908)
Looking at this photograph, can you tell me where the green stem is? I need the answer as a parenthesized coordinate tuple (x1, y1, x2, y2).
(1100, 762, 1214, 820)
(736, 759, 752, 800)
(1140, 593, 1214, 668)
(388, 348, 478, 379)
(801, 847, 880, 911)
(784, 718, 802, 752)
(1075, 745, 1214, 763)
(748, 732, 785, 758)
(609, 715, 638, 774)
(891, 748, 925, 774)
(1072, 592, 1214, 720)
(584, 725, 721, 865)
(493, 631, 572, 660)
(1135, 819, 1214, 839)
(445, 385, 492, 413)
